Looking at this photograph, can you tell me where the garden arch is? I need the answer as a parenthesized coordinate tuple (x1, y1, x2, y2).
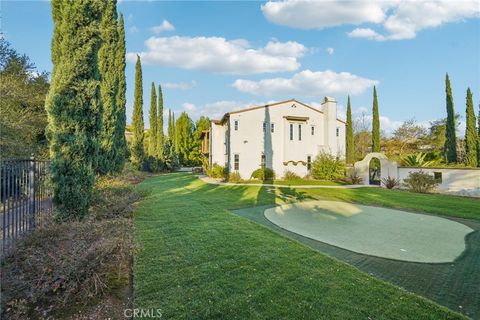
(353, 153, 399, 185)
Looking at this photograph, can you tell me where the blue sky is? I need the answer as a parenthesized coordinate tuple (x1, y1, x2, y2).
(3, 0, 480, 135)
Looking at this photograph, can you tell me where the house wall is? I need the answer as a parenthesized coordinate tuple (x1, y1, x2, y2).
(216, 99, 345, 180)
(397, 167, 480, 197)
(354, 153, 480, 197)
(210, 122, 227, 167)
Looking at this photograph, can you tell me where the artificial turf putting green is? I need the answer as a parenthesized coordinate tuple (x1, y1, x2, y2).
(263, 200, 473, 263)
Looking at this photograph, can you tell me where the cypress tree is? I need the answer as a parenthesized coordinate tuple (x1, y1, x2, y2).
(130, 55, 144, 169)
(97, 0, 118, 175)
(173, 112, 178, 152)
(345, 95, 354, 163)
(372, 86, 380, 152)
(444, 73, 457, 163)
(156, 84, 164, 159)
(148, 82, 157, 156)
(45, 0, 103, 219)
(113, 13, 127, 172)
(464, 88, 477, 167)
(167, 109, 173, 141)
(478, 105, 480, 167)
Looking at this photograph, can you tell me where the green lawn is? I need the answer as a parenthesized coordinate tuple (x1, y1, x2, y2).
(133, 173, 478, 319)
(235, 179, 346, 186)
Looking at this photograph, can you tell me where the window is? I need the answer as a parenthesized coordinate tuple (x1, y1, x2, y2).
(307, 156, 312, 171)
(271, 123, 275, 133)
(311, 126, 315, 135)
(336, 127, 339, 137)
(289, 124, 293, 141)
(234, 154, 239, 171)
(434, 172, 442, 183)
(234, 120, 238, 131)
(298, 124, 302, 141)
(261, 154, 266, 168)
(263, 122, 266, 133)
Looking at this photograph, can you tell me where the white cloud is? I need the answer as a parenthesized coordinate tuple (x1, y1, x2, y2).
(262, 0, 480, 41)
(261, 0, 388, 29)
(326, 47, 334, 55)
(347, 28, 386, 41)
(232, 70, 378, 97)
(129, 26, 139, 34)
(127, 36, 307, 74)
(151, 20, 175, 33)
(164, 81, 196, 90)
(178, 100, 282, 120)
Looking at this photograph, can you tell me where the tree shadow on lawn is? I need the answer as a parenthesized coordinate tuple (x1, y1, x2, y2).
(231, 204, 480, 319)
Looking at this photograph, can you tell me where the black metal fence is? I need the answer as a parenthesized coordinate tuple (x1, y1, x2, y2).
(1, 157, 53, 256)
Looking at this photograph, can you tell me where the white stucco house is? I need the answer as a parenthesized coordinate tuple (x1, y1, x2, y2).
(201, 97, 346, 179)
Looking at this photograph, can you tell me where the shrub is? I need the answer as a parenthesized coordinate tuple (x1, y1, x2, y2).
(347, 171, 363, 185)
(228, 171, 241, 183)
(207, 163, 228, 180)
(403, 171, 439, 193)
(311, 152, 345, 181)
(402, 153, 438, 167)
(381, 176, 400, 189)
(251, 168, 275, 181)
(1, 168, 147, 318)
(283, 170, 300, 181)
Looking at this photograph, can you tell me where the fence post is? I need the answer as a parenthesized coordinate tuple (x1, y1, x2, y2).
(28, 155, 36, 230)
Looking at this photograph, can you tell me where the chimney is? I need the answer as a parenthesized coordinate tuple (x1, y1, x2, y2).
(321, 96, 338, 155)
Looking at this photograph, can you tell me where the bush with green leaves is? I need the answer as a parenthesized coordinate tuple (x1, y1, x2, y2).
(381, 176, 400, 189)
(311, 152, 345, 181)
(207, 163, 228, 180)
(403, 171, 439, 193)
(283, 170, 300, 181)
(402, 153, 438, 167)
(228, 171, 241, 183)
(251, 168, 275, 181)
(347, 170, 363, 185)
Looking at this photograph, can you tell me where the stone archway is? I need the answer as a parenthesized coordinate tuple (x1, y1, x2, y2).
(353, 153, 399, 186)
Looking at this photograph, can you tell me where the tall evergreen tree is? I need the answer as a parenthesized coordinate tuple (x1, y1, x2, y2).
(176, 112, 194, 165)
(345, 95, 354, 163)
(97, 0, 118, 175)
(478, 105, 480, 167)
(148, 82, 157, 156)
(464, 88, 477, 167)
(372, 86, 380, 152)
(167, 109, 173, 141)
(46, 0, 103, 218)
(156, 84, 164, 159)
(113, 13, 127, 172)
(130, 55, 144, 169)
(444, 73, 457, 163)
(172, 112, 178, 152)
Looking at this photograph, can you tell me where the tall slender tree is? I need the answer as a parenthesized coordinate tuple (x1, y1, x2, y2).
(345, 95, 354, 163)
(478, 105, 480, 167)
(156, 84, 164, 159)
(172, 112, 178, 152)
(167, 109, 173, 141)
(372, 86, 380, 152)
(444, 73, 457, 163)
(176, 112, 194, 165)
(46, 0, 103, 218)
(148, 82, 157, 156)
(130, 55, 144, 169)
(97, 0, 118, 175)
(464, 88, 477, 167)
(113, 13, 127, 172)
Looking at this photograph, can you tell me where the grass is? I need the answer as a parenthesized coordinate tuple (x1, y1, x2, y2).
(133, 172, 479, 319)
(234, 178, 346, 186)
